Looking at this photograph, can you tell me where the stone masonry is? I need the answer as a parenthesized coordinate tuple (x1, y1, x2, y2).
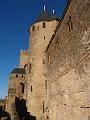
(6, 68, 26, 118)
(27, 13, 59, 119)
(5, 0, 90, 120)
(44, 0, 90, 120)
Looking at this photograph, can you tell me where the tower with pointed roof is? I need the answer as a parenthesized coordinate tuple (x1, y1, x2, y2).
(27, 6, 59, 119)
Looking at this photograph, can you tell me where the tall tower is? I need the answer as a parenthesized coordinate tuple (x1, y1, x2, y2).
(27, 7, 59, 119)
(19, 49, 28, 68)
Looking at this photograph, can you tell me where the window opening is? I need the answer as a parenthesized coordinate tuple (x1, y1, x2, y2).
(29, 63, 32, 73)
(16, 75, 18, 78)
(43, 23, 46, 28)
(43, 101, 44, 113)
(21, 75, 23, 78)
(45, 80, 47, 90)
(31, 86, 32, 92)
(32, 26, 35, 31)
(67, 16, 73, 31)
(20, 83, 24, 93)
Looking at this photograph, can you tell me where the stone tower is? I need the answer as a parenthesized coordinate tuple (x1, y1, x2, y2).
(27, 7, 59, 119)
(19, 49, 28, 68)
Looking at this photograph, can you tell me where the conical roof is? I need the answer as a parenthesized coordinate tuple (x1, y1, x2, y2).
(11, 68, 26, 74)
(35, 10, 51, 22)
(35, 8, 59, 23)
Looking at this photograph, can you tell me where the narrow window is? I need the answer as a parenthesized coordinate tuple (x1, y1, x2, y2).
(44, 36, 45, 39)
(48, 53, 51, 62)
(21, 75, 23, 78)
(32, 25, 35, 31)
(20, 83, 24, 93)
(22, 84, 24, 93)
(67, 16, 73, 31)
(85, 27, 87, 31)
(29, 63, 32, 73)
(43, 23, 46, 28)
(16, 75, 18, 78)
(43, 101, 44, 113)
(43, 59, 45, 64)
(31, 86, 32, 92)
(47, 116, 50, 119)
(45, 80, 47, 90)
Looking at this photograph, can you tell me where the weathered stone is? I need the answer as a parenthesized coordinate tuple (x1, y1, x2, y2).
(45, 0, 90, 120)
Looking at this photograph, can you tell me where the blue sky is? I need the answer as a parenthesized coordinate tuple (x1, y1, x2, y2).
(0, 0, 67, 99)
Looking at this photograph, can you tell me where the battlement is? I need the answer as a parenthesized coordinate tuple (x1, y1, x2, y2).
(20, 49, 28, 54)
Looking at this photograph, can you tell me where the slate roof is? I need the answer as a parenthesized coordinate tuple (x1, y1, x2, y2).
(35, 10, 59, 23)
(11, 68, 26, 74)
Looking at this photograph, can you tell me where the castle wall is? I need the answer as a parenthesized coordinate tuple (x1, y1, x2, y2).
(45, 0, 90, 120)
(27, 20, 59, 119)
(5, 0, 90, 119)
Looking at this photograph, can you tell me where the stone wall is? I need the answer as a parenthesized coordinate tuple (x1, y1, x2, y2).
(45, 0, 90, 120)
(27, 20, 59, 119)
(6, 71, 26, 116)
(8, 73, 26, 98)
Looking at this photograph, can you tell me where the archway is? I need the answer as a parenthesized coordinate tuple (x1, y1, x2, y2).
(19, 83, 24, 94)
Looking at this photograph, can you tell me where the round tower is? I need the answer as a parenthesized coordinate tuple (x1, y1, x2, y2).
(27, 7, 59, 119)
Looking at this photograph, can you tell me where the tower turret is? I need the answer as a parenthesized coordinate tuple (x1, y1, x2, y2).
(27, 7, 59, 119)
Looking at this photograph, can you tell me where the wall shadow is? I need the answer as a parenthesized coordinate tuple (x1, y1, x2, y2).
(0, 106, 10, 120)
(15, 97, 36, 120)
